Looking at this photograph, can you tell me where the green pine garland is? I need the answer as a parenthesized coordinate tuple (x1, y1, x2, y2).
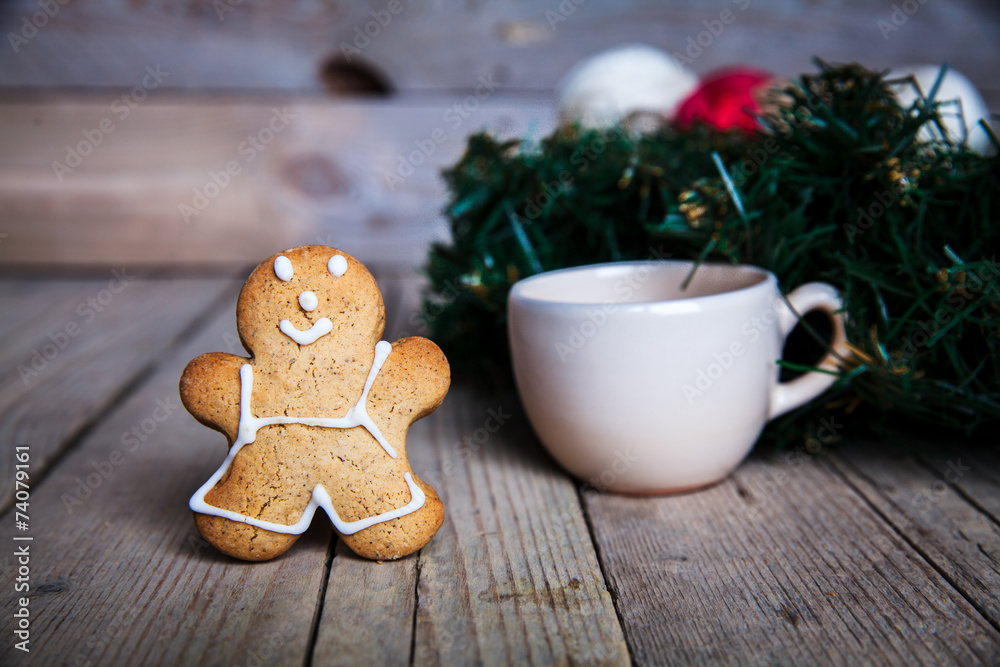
(422, 60, 1000, 449)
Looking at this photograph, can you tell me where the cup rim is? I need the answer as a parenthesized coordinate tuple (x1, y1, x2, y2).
(509, 259, 775, 308)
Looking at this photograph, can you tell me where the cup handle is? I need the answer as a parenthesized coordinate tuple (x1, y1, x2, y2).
(768, 282, 848, 419)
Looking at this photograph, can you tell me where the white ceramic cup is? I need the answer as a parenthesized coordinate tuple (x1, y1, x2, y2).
(508, 260, 848, 494)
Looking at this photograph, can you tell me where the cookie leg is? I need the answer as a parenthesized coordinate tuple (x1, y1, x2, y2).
(339, 476, 444, 560)
(194, 513, 300, 561)
(191, 444, 311, 562)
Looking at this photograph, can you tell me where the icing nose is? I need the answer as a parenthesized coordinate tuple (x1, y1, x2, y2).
(298, 291, 318, 311)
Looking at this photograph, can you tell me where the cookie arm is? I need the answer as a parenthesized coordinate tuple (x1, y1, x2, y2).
(372, 337, 451, 420)
(179, 352, 246, 444)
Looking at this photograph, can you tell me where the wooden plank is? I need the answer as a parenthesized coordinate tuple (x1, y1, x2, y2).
(0, 0, 997, 103)
(831, 443, 1000, 630)
(312, 541, 417, 666)
(0, 97, 550, 268)
(0, 302, 331, 666)
(584, 450, 1000, 665)
(0, 276, 239, 509)
(408, 384, 630, 666)
(0, 278, 102, 348)
(0, 276, 209, 371)
(944, 447, 1000, 522)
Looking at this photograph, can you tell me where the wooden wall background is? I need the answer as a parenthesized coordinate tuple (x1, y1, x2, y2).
(0, 0, 996, 269)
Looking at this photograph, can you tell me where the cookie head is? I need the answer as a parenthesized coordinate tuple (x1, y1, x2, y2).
(236, 246, 385, 358)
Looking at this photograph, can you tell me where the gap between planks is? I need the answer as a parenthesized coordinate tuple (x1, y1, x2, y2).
(405, 383, 629, 666)
(575, 483, 636, 666)
(829, 442, 1000, 634)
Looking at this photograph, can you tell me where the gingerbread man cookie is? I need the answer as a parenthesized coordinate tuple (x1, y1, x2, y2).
(180, 246, 448, 561)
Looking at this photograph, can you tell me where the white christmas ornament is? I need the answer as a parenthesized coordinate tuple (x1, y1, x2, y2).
(889, 65, 994, 155)
(557, 45, 698, 129)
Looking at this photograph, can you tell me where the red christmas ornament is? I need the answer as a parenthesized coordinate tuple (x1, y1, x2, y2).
(675, 68, 773, 132)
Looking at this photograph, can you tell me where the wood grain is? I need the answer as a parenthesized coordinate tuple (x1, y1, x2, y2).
(0, 0, 996, 104)
(0, 279, 96, 343)
(0, 298, 331, 666)
(0, 279, 108, 360)
(584, 450, 1000, 665)
(831, 442, 1000, 630)
(312, 541, 417, 666)
(0, 98, 550, 268)
(408, 385, 630, 666)
(0, 276, 239, 510)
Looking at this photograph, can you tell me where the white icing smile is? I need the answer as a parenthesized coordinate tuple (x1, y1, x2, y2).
(280, 317, 333, 345)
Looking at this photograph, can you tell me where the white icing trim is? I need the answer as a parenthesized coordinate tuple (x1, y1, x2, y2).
(274, 255, 293, 281)
(328, 255, 348, 277)
(189, 341, 423, 535)
(280, 317, 332, 345)
(298, 290, 318, 311)
(192, 472, 425, 536)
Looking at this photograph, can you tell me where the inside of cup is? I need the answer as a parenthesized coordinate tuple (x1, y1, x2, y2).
(514, 261, 770, 305)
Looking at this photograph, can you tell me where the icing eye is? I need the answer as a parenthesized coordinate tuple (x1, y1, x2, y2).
(298, 290, 318, 311)
(274, 256, 293, 281)
(328, 255, 348, 278)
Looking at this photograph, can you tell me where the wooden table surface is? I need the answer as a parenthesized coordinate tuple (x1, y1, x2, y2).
(1, 271, 999, 666)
